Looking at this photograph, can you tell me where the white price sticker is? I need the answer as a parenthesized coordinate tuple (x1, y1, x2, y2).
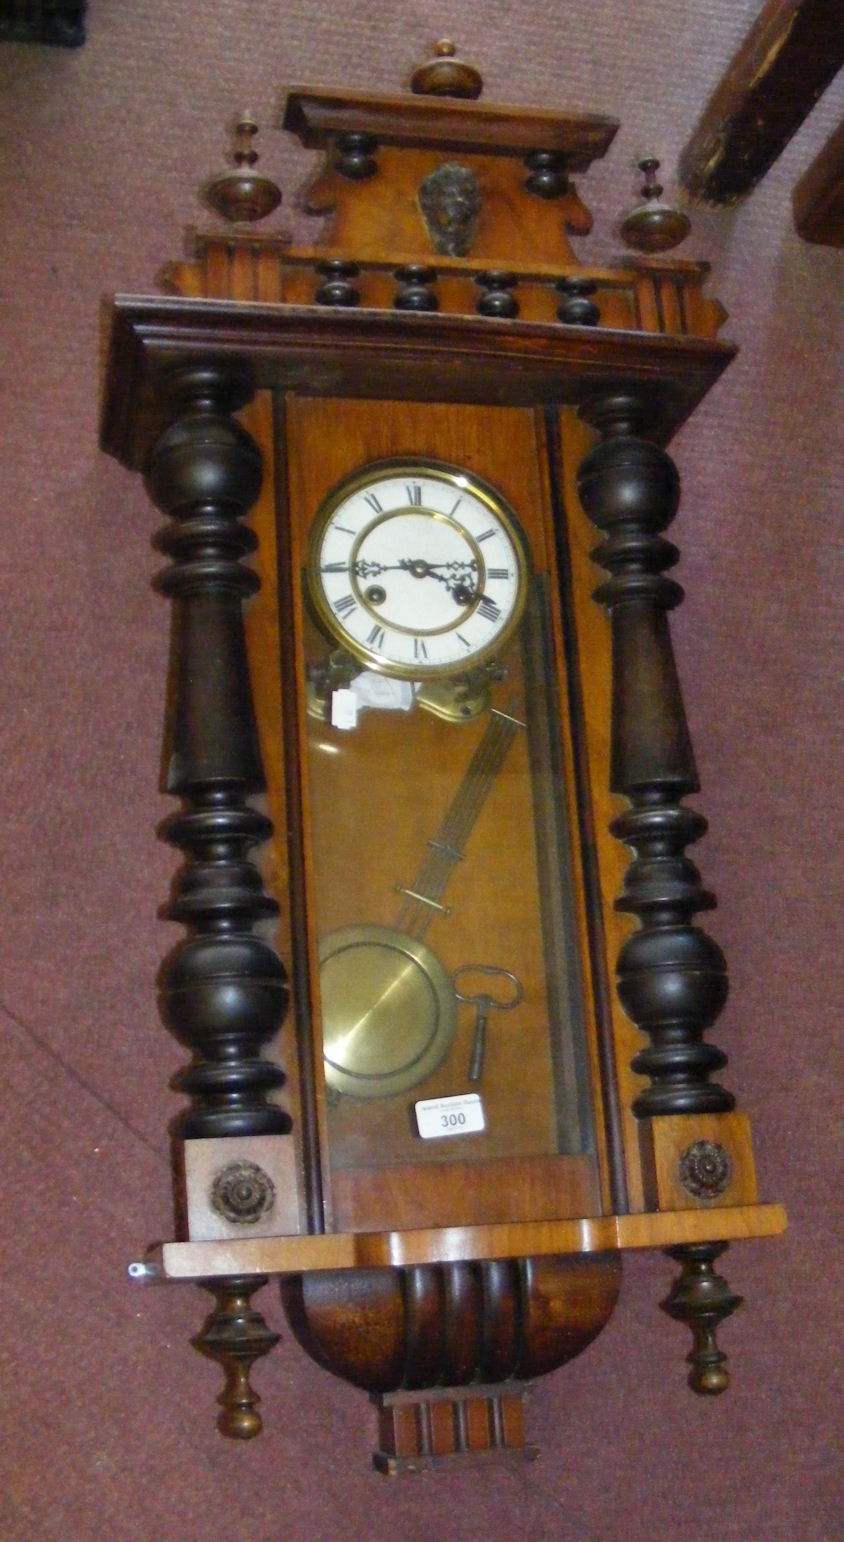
(352, 671, 415, 713)
(415, 1093, 485, 1140)
(331, 688, 359, 731)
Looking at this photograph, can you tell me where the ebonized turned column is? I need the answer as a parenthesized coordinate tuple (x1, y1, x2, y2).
(577, 392, 734, 1119)
(145, 362, 290, 1139)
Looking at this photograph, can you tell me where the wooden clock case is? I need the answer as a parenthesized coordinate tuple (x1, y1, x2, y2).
(101, 49, 785, 1471)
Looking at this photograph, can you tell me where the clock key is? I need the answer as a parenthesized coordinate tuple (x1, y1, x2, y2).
(452, 964, 523, 1083)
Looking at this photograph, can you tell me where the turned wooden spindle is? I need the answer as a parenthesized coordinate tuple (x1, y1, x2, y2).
(145, 362, 290, 1437)
(475, 270, 519, 317)
(333, 131, 378, 181)
(314, 259, 361, 306)
(145, 362, 291, 1140)
(555, 275, 600, 326)
(577, 393, 733, 1118)
(393, 264, 439, 311)
(524, 149, 570, 199)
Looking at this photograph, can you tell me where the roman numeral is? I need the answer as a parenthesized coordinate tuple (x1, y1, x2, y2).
(486, 567, 510, 581)
(449, 497, 463, 517)
(333, 593, 357, 617)
(321, 561, 347, 573)
(406, 483, 423, 506)
(413, 636, 428, 660)
(476, 528, 496, 542)
(363, 492, 382, 513)
(478, 596, 501, 622)
(457, 633, 471, 649)
(367, 625, 386, 649)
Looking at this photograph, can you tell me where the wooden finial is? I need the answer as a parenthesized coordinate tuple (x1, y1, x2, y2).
(193, 1276, 280, 1439)
(203, 113, 282, 224)
(620, 155, 690, 253)
(661, 1243, 743, 1395)
(410, 39, 484, 99)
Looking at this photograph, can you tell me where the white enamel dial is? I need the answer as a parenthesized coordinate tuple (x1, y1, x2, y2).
(307, 460, 527, 678)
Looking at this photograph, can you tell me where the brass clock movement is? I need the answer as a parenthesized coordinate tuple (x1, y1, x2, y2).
(102, 41, 785, 1471)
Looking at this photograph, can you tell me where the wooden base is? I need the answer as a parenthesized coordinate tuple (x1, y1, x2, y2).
(373, 1383, 538, 1474)
(156, 1203, 787, 1279)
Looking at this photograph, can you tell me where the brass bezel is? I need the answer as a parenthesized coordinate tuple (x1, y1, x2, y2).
(306, 457, 529, 680)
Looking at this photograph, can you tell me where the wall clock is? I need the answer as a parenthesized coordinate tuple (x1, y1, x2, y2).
(101, 42, 785, 1471)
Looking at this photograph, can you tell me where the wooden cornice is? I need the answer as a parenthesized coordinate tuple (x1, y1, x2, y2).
(99, 294, 736, 473)
(281, 87, 618, 168)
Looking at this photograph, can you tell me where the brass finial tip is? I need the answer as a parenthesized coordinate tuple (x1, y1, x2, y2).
(410, 40, 483, 98)
(691, 1363, 731, 1396)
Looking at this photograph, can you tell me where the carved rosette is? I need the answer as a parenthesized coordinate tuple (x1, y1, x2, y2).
(211, 1160, 277, 1224)
(679, 1140, 732, 1198)
(145, 363, 290, 1139)
(577, 394, 734, 1118)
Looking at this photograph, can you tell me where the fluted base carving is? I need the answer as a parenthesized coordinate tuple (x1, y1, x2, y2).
(281, 1253, 621, 1465)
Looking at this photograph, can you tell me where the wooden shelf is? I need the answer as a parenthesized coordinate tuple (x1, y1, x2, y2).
(153, 1203, 787, 1281)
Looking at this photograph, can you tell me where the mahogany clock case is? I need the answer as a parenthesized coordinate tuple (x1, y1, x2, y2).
(94, 38, 785, 1476)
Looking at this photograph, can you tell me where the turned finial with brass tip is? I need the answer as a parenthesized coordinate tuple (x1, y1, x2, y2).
(619, 155, 690, 253)
(410, 39, 483, 99)
(661, 1243, 742, 1395)
(203, 113, 283, 224)
(194, 1275, 280, 1439)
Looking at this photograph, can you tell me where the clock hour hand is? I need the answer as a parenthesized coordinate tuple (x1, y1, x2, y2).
(399, 558, 478, 605)
(353, 557, 478, 604)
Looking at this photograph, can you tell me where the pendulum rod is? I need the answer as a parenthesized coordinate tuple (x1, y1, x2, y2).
(395, 707, 523, 938)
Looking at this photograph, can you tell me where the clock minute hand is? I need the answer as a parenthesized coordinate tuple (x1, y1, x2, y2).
(353, 557, 475, 577)
(352, 558, 434, 577)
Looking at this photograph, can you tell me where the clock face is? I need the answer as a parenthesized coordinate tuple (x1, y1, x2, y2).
(307, 459, 527, 678)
